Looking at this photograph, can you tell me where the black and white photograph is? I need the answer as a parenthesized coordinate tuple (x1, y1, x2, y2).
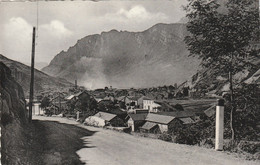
(0, 0, 259, 164)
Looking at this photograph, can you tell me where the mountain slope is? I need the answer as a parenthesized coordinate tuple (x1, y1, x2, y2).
(0, 55, 73, 96)
(42, 23, 201, 89)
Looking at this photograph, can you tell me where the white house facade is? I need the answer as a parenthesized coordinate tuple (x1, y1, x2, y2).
(143, 99, 161, 113)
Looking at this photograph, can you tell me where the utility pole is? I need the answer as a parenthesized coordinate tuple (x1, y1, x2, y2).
(29, 27, 36, 122)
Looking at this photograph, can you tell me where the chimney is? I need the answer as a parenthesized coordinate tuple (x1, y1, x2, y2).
(75, 80, 77, 89)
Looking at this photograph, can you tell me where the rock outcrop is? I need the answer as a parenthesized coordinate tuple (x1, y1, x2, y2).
(0, 62, 29, 164)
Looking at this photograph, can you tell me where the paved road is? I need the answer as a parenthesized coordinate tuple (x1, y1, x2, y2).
(33, 116, 259, 165)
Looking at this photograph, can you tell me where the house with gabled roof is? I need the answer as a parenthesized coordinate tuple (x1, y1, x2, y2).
(74, 90, 90, 99)
(143, 98, 161, 113)
(84, 112, 124, 127)
(204, 105, 216, 117)
(65, 94, 75, 101)
(126, 113, 148, 131)
(157, 111, 196, 125)
(94, 95, 106, 102)
(137, 96, 150, 108)
(142, 113, 176, 133)
(140, 122, 159, 133)
(157, 111, 195, 118)
(142, 112, 195, 133)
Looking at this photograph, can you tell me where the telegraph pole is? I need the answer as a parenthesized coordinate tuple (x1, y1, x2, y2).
(29, 27, 36, 122)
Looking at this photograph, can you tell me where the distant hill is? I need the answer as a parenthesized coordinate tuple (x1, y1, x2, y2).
(42, 23, 201, 89)
(24, 61, 48, 70)
(0, 54, 73, 97)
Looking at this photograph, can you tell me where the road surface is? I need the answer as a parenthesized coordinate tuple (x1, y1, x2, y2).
(33, 116, 259, 165)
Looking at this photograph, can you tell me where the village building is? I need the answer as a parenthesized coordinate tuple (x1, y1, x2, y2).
(25, 99, 44, 115)
(127, 113, 148, 131)
(157, 111, 195, 118)
(157, 111, 196, 124)
(139, 122, 159, 133)
(137, 96, 150, 108)
(204, 105, 216, 117)
(84, 112, 124, 127)
(178, 117, 195, 124)
(93, 96, 104, 103)
(116, 96, 139, 110)
(154, 101, 178, 112)
(103, 95, 115, 102)
(142, 113, 176, 133)
(139, 111, 196, 133)
(65, 94, 75, 101)
(143, 98, 161, 113)
(117, 96, 138, 105)
(74, 90, 91, 100)
(133, 109, 149, 114)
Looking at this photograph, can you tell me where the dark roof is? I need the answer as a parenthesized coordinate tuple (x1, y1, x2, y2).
(154, 101, 177, 111)
(94, 95, 106, 99)
(65, 95, 75, 100)
(50, 95, 65, 102)
(142, 97, 152, 100)
(128, 113, 148, 121)
(179, 117, 195, 124)
(103, 96, 114, 100)
(128, 96, 140, 101)
(141, 122, 158, 130)
(158, 111, 195, 118)
(116, 96, 127, 101)
(145, 113, 175, 124)
(94, 112, 117, 121)
(204, 105, 216, 117)
(137, 96, 151, 100)
(74, 91, 88, 97)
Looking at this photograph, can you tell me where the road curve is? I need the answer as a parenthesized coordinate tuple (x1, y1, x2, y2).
(33, 116, 259, 165)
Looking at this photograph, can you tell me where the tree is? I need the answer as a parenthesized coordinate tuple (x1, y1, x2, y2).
(184, 0, 259, 141)
(40, 97, 50, 110)
(66, 99, 76, 114)
(70, 95, 97, 117)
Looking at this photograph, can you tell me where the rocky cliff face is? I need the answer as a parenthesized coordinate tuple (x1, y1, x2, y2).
(0, 55, 73, 97)
(190, 51, 260, 95)
(42, 23, 201, 89)
(0, 62, 29, 164)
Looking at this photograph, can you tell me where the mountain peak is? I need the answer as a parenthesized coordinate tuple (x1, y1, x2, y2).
(42, 23, 200, 89)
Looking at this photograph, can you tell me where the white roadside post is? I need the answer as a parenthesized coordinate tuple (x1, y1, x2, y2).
(76, 111, 80, 121)
(215, 99, 224, 151)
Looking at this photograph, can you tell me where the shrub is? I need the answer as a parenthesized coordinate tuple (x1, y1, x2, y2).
(237, 141, 260, 154)
(158, 133, 172, 142)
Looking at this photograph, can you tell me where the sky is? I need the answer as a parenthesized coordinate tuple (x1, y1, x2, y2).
(0, 0, 188, 68)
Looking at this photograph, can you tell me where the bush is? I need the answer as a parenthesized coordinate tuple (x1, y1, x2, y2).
(237, 141, 260, 154)
(158, 133, 172, 142)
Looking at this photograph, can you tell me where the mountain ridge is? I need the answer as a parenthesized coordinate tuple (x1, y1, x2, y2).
(42, 23, 201, 89)
(0, 54, 73, 97)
